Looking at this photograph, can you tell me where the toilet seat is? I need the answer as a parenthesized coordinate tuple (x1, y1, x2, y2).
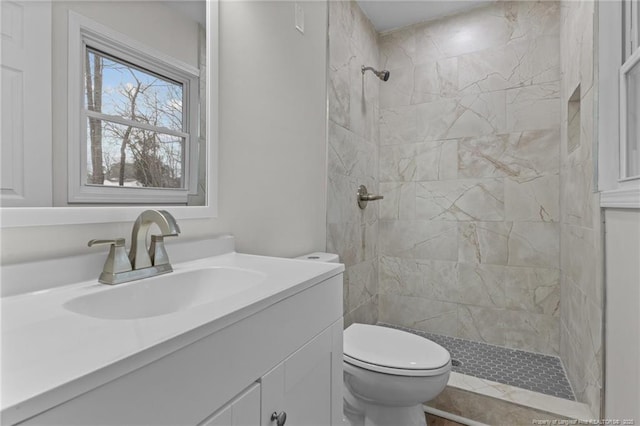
(343, 324, 451, 377)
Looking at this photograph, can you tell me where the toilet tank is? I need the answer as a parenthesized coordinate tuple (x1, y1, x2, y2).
(295, 252, 339, 263)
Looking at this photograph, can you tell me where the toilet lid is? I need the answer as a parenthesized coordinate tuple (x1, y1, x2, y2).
(343, 324, 450, 371)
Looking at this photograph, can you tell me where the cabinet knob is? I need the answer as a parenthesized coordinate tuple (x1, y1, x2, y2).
(271, 411, 287, 426)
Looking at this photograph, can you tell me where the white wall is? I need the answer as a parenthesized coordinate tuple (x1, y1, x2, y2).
(0, 1, 328, 265)
(604, 208, 640, 420)
(216, 0, 328, 258)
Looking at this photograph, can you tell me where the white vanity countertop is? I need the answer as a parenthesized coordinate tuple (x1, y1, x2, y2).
(1, 252, 343, 422)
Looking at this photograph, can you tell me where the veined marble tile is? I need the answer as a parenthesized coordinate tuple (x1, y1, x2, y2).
(413, 27, 447, 64)
(458, 128, 560, 179)
(506, 83, 561, 132)
(379, 294, 458, 336)
(328, 121, 376, 180)
(379, 256, 423, 297)
(349, 65, 379, 141)
(504, 309, 560, 354)
(505, 1, 561, 41)
(416, 179, 504, 221)
(379, 256, 457, 302)
(379, 143, 418, 182)
(456, 262, 506, 309)
(451, 262, 560, 316)
(327, 221, 364, 268)
(379, 182, 415, 220)
(349, 1, 379, 66)
(561, 161, 594, 227)
(458, 304, 559, 354)
(416, 92, 506, 141)
(329, 67, 350, 129)
(362, 219, 378, 262)
(415, 3, 514, 59)
(379, 106, 417, 146)
(459, 221, 559, 268)
(574, 1, 595, 94)
(416, 259, 459, 303)
(561, 224, 598, 304)
(512, 35, 561, 86)
(379, 220, 458, 261)
(457, 304, 507, 347)
(411, 57, 458, 104)
(447, 372, 490, 392)
(327, 173, 356, 225)
(328, 0, 354, 72)
(458, 43, 524, 95)
(415, 140, 458, 181)
(505, 174, 559, 222)
(415, 98, 459, 141)
(562, 280, 587, 350)
(447, 373, 593, 421)
(458, 36, 559, 96)
(379, 65, 414, 108)
(380, 140, 457, 182)
(585, 299, 603, 376)
(458, 221, 512, 265)
(507, 81, 560, 104)
(507, 222, 559, 268)
(503, 266, 560, 316)
(379, 26, 416, 70)
(347, 259, 378, 313)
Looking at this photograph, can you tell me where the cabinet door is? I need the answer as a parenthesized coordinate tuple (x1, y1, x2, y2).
(200, 383, 260, 426)
(260, 320, 343, 426)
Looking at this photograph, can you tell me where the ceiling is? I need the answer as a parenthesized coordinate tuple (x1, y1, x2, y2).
(356, 0, 494, 33)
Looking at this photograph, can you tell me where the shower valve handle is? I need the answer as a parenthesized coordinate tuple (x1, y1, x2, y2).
(357, 185, 384, 209)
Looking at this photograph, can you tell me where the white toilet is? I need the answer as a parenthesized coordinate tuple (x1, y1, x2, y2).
(295, 253, 451, 426)
(342, 324, 451, 426)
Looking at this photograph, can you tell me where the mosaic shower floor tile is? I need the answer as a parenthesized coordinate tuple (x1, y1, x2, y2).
(379, 323, 575, 401)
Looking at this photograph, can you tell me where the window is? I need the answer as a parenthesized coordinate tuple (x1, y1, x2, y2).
(621, 0, 640, 181)
(620, 48, 640, 180)
(598, 0, 640, 208)
(68, 12, 200, 204)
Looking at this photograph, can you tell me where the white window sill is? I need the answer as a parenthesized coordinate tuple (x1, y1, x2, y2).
(600, 186, 640, 208)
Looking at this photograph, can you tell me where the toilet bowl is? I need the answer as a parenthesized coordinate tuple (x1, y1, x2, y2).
(343, 324, 451, 426)
(294, 253, 451, 425)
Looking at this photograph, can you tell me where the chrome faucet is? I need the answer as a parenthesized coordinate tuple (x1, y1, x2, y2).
(88, 210, 181, 285)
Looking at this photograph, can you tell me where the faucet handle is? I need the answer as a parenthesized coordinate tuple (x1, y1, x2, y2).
(88, 238, 126, 248)
(88, 238, 132, 275)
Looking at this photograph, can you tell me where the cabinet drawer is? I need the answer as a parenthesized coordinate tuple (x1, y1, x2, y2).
(199, 383, 260, 426)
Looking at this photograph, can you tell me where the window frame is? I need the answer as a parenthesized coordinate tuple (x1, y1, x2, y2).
(68, 11, 200, 204)
(619, 47, 640, 183)
(598, 0, 640, 208)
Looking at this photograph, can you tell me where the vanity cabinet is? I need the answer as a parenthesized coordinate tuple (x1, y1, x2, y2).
(199, 383, 261, 426)
(15, 274, 343, 426)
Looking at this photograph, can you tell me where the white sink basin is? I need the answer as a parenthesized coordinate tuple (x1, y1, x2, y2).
(63, 267, 266, 320)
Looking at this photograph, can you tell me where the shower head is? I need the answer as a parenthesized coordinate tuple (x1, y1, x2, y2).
(361, 65, 390, 82)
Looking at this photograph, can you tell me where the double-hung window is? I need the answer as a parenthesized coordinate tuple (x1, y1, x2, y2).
(599, 0, 640, 207)
(68, 12, 200, 204)
(621, 0, 640, 181)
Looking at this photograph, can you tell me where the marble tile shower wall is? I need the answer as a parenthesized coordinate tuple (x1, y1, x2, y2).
(327, 1, 380, 326)
(559, 1, 602, 417)
(376, 2, 563, 355)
